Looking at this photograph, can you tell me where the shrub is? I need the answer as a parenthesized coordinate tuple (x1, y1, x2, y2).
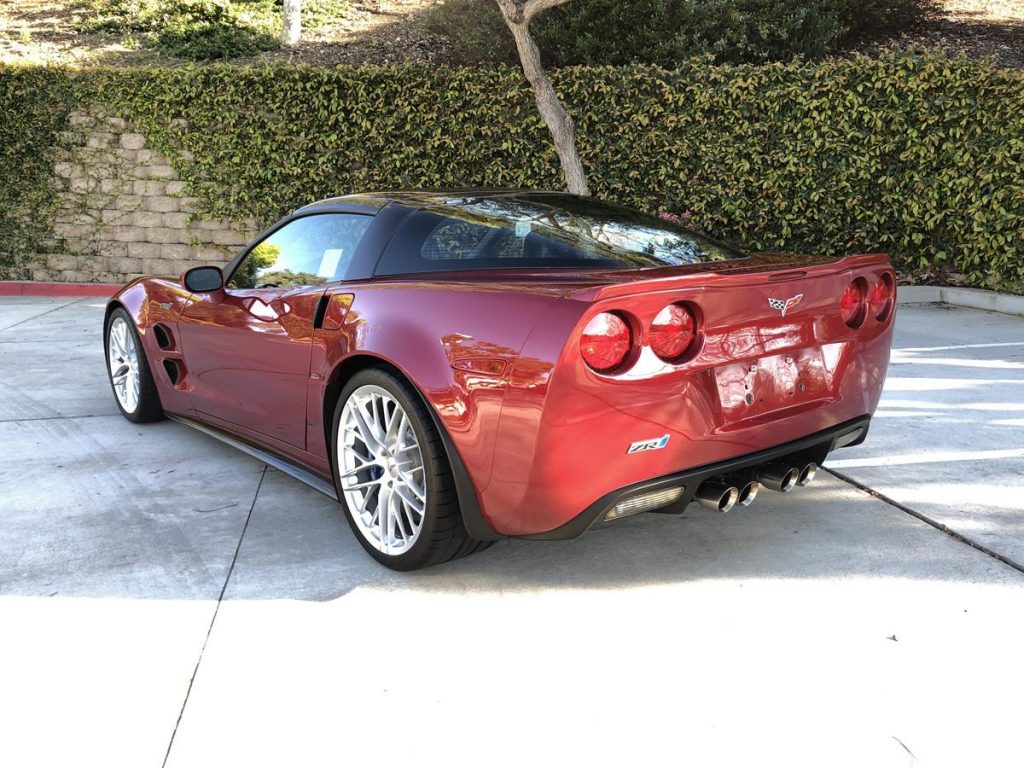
(80, 0, 279, 59)
(423, 0, 936, 66)
(78, 0, 351, 60)
(534, 0, 830, 65)
(153, 2, 279, 60)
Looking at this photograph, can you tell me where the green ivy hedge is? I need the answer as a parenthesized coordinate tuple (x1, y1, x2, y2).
(2, 53, 1022, 290)
(0, 67, 78, 277)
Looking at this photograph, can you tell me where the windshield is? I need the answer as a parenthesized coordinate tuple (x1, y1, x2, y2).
(376, 193, 745, 276)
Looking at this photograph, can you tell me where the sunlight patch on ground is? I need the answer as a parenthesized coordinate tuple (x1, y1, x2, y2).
(159, 579, 1024, 767)
(890, 353, 1024, 370)
(945, 0, 1024, 24)
(882, 376, 1024, 392)
(896, 340, 1024, 353)
(828, 447, 1024, 469)
(877, 398, 1024, 411)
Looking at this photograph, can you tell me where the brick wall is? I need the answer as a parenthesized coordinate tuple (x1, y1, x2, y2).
(29, 112, 259, 283)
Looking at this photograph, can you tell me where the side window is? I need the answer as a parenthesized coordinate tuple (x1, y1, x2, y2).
(228, 213, 372, 290)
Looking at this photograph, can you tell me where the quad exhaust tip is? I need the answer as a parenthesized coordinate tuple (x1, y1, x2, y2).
(696, 462, 812, 513)
(695, 482, 740, 513)
(737, 480, 760, 507)
(758, 464, 800, 493)
(797, 462, 817, 487)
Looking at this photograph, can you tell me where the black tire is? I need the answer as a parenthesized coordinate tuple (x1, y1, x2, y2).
(331, 367, 492, 571)
(104, 307, 165, 424)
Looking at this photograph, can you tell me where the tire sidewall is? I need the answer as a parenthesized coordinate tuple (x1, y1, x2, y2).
(331, 368, 444, 570)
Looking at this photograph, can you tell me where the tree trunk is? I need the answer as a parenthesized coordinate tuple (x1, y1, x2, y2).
(501, 9, 590, 196)
(282, 0, 302, 46)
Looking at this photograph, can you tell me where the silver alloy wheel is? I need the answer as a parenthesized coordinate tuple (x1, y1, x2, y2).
(338, 384, 427, 556)
(108, 316, 141, 414)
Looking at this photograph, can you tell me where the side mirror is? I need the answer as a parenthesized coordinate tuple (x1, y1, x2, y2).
(182, 266, 224, 294)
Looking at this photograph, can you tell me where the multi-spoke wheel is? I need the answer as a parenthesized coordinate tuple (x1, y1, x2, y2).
(331, 368, 492, 570)
(338, 384, 427, 556)
(105, 308, 164, 423)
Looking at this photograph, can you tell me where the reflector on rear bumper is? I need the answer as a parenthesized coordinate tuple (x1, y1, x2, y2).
(832, 427, 865, 449)
(603, 486, 684, 521)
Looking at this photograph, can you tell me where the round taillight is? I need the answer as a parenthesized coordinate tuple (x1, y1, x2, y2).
(869, 273, 895, 321)
(649, 303, 696, 361)
(840, 278, 868, 328)
(581, 312, 632, 373)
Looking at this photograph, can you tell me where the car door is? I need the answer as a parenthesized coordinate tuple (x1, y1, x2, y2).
(177, 212, 374, 449)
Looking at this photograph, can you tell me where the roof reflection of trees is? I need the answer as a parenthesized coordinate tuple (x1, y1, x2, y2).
(439, 196, 738, 267)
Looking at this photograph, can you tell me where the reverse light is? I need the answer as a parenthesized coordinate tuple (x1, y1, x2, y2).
(840, 278, 868, 328)
(581, 312, 632, 373)
(649, 303, 696, 361)
(604, 486, 684, 521)
(869, 273, 895, 322)
(833, 426, 866, 449)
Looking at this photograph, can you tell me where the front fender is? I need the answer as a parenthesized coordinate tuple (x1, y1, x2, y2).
(106, 277, 195, 416)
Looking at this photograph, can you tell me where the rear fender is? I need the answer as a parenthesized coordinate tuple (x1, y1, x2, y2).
(310, 283, 568, 538)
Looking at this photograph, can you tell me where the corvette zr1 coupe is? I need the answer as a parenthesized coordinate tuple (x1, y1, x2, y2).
(105, 190, 895, 570)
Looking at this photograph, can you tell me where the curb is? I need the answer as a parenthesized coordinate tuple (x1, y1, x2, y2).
(897, 286, 1024, 317)
(0, 281, 120, 298)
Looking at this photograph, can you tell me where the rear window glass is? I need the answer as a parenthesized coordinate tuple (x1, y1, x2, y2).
(376, 194, 744, 276)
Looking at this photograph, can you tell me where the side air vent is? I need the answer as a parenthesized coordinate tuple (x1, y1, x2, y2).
(163, 359, 181, 385)
(153, 324, 173, 350)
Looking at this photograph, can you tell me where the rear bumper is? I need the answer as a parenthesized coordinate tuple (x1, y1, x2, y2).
(479, 314, 892, 536)
(519, 415, 870, 541)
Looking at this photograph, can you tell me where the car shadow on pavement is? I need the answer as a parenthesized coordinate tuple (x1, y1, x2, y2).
(218, 466, 1021, 602)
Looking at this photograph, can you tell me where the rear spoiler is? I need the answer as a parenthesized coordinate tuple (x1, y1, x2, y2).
(571, 253, 890, 302)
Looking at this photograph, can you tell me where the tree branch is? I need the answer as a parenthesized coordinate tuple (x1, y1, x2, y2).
(494, 0, 589, 196)
(495, 0, 572, 27)
(521, 0, 573, 24)
(493, 0, 521, 23)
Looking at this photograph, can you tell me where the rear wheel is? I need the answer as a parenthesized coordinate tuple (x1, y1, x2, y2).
(331, 368, 491, 570)
(105, 308, 164, 423)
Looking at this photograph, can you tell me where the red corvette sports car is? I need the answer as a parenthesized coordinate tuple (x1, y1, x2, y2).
(105, 190, 895, 569)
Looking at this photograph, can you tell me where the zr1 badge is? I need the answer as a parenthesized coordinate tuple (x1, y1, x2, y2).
(627, 435, 670, 454)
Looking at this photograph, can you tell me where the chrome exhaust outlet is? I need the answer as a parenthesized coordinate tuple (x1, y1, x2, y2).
(737, 480, 760, 507)
(695, 482, 740, 513)
(757, 464, 800, 493)
(797, 462, 817, 487)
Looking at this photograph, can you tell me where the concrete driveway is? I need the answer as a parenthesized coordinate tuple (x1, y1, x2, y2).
(1, 296, 1022, 768)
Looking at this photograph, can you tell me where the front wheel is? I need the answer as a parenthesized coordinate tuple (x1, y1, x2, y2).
(331, 368, 491, 570)
(105, 308, 164, 423)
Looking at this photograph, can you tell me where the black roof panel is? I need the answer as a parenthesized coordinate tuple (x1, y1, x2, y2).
(294, 189, 568, 215)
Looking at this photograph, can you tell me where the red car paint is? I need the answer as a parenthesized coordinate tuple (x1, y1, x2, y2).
(108, 193, 894, 538)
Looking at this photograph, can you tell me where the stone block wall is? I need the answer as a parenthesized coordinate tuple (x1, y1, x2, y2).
(29, 112, 260, 284)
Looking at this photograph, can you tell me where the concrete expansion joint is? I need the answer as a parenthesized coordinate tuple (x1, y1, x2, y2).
(825, 467, 1024, 578)
(160, 465, 268, 768)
